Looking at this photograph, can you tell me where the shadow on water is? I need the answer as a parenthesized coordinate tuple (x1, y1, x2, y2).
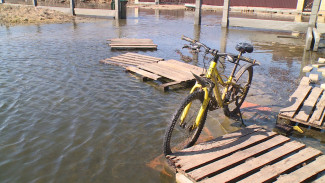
(2, 7, 325, 183)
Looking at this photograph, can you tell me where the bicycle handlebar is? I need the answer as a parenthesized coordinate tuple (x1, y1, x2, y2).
(181, 35, 260, 65)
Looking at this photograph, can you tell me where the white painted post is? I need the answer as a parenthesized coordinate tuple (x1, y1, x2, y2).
(309, 0, 321, 28)
(70, 0, 75, 15)
(194, 0, 202, 25)
(33, 0, 37, 6)
(222, 0, 230, 27)
(115, 0, 120, 20)
(296, 0, 304, 12)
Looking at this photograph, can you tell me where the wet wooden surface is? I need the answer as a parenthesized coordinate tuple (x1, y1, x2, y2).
(166, 125, 325, 183)
(100, 53, 205, 91)
(278, 77, 325, 129)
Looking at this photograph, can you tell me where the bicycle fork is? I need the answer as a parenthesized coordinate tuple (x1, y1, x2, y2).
(180, 86, 210, 129)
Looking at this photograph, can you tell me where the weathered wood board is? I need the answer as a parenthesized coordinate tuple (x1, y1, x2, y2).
(166, 125, 325, 183)
(108, 38, 157, 49)
(278, 77, 325, 129)
(100, 53, 205, 91)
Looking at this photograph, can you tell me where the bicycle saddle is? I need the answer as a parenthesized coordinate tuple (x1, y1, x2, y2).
(235, 43, 253, 53)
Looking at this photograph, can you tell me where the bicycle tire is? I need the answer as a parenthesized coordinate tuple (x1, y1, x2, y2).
(163, 90, 208, 155)
(223, 66, 253, 117)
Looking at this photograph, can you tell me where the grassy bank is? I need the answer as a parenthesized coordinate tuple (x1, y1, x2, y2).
(0, 4, 92, 26)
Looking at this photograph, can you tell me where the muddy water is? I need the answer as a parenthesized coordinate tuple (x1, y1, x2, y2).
(1, 8, 325, 183)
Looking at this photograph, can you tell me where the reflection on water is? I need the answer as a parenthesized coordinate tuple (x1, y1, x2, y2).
(1, 8, 325, 183)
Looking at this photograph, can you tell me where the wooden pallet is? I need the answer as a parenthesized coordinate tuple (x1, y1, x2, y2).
(100, 53, 206, 91)
(108, 38, 157, 49)
(166, 125, 325, 183)
(278, 77, 325, 129)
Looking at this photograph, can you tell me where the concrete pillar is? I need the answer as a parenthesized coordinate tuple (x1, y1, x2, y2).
(320, 0, 325, 11)
(305, 27, 313, 50)
(70, 0, 75, 15)
(296, 0, 304, 12)
(155, 9, 159, 19)
(33, 0, 37, 6)
(115, 0, 120, 19)
(309, 0, 321, 28)
(155, 0, 159, 5)
(221, 0, 230, 27)
(134, 0, 138, 4)
(194, 0, 202, 25)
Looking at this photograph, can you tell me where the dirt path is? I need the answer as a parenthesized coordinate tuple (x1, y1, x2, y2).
(0, 4, 94, 26)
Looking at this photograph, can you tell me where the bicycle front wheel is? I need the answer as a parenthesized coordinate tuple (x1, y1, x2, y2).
(163, 90, 208, 155)
(223, 66, 253, 117)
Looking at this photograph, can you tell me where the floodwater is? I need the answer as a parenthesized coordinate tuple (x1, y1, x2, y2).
(1, 8, 325, 183)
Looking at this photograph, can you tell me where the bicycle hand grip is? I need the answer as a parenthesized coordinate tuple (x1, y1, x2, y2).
(240, 56, 260, 65)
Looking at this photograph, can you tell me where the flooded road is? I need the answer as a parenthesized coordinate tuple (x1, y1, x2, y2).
(1, 8, 325, 182)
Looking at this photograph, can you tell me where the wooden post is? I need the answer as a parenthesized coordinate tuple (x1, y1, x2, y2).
(194, 0, 202, 25)
(222, 0, 230, 27)
(309, 0, 321, 28)
(70, 0, 75, 16)
(33, 0, 37, 6)
(115, 0, 120, 20)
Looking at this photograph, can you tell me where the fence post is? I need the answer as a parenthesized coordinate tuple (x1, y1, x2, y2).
(194, 0, 202, 25)
(115, 0, 120, 20)
(221, 0, 230, 27)
(33, 0, 37, 6)
(70, 0, 75, 16)
(309, 0, 321, 28)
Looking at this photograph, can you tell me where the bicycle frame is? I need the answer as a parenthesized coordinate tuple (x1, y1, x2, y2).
(180, 52, 244, 128)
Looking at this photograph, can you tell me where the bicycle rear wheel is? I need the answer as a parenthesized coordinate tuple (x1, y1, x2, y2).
(223, 66, 253, 117)
(163, 90, 208, 155)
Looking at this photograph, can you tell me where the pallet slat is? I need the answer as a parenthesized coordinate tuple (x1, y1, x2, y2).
(188, 135, 290, 181)
(203, 141, 305, 183)
(126, 66, 161, 80)
(309, 94, 325, 125)
(174, 130, 277, 173)
(275, 155, 325, 183)
(279, 84, 312, 118)
(238, 147, 322, 183)
(295, 87, 323, 121)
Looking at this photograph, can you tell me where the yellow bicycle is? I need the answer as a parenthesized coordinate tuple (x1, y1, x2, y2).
(163, 36, 260, 155)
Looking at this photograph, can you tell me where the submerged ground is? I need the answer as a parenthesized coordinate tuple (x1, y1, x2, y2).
(1, 6, 325, 183)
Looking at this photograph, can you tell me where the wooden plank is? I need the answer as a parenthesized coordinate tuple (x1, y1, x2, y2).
(188, 135, 290, 181)
(172, 131, 277, 172)
(154, 62, 196, 80)
(166, 59, 205, 73)
(159, 81, 183, 91)
(110, 44, 157, 46)
(238, 147, 322, 183)
(309, 94, 325, 125)
(138, 63, 190, 82)
(169, 127, 272, 167)
(124, 53, 163, 61)
(126, 66, 161, 80)
(110, 56, 157, 64)
(109, 38, 154, 43)
(300, 76, 310, 86)
(295, 87, 323, 122)
(202, 141, 306, 183)
(176, 173, 193, 183)
(108, 57, 153, 65)
(313, 173, 325, 183)
(275, 155, 325, 183)
(116, 55, 160, 63)
(279, 85, 312, 118)
(99, 59, 129, 67)
(157, 60, 205, 77)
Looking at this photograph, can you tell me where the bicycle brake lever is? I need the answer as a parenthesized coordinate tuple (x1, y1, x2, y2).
(182, 44, 190, 49)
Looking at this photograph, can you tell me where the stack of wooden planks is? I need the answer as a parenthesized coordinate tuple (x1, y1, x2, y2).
(108, 38, 158, 49)
(100, 53, 206, 91)
(278, 76, 325, 129)
(167, 125, 325, 183)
